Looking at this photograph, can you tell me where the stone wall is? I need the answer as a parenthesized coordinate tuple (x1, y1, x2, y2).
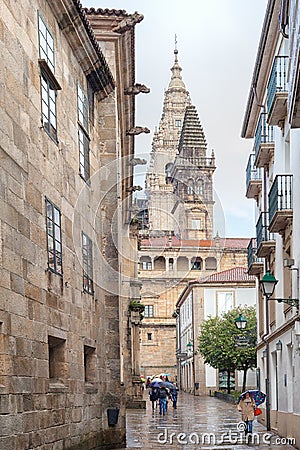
(0, 1, 132, 448)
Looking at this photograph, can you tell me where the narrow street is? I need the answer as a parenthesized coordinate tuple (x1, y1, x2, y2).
(125, 392, 297, 449)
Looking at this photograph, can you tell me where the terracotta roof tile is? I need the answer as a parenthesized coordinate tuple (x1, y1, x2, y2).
(140, 236, 250, 249)
(196, 267, 256, 284)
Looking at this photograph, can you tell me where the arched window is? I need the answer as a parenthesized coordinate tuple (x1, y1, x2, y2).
(140, 256, 152, 270)
(154, 256, 166, 271)
(205, 257, 217, 270)
(177, 256, 189, 271)
(187, 179, 194, 195)
(165, 163, 173, 184)
(195, 182, 203, 195)
(191, 257, 202, 270)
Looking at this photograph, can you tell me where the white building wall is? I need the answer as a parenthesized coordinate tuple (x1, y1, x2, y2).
(203, 284, 257, 391)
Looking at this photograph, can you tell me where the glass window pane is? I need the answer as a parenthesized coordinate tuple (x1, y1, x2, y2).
(39, 17, 46, 37)
(48, 236, 54, 251)
(54, 208, 60, 224)
(54, 224, 60, 241)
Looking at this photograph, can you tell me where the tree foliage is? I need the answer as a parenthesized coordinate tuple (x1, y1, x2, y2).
(198, 305, 257, 393)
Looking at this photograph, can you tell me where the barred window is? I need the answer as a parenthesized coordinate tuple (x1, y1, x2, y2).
(78, 85, 90, 181)
(82, 232, 93, 295)
(144, 305, 154, 318)
(78, 84, 89, 132)
(79, 129, 90, 181)
(38, 13, 55, 72)
(41, 73, 57, 142)
(46, 199, 62, 275)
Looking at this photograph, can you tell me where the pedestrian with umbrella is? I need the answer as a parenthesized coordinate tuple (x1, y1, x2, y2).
(237, 390, 264, 434)
(157, 384, 169, 415)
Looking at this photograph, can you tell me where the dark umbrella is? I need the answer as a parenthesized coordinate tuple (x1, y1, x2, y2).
(149, 381, 161, 388)
(238, 389, 266, 406)
(159, 381, 177, 393)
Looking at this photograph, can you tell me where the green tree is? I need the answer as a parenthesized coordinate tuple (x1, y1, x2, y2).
(198, 305, 257, 393)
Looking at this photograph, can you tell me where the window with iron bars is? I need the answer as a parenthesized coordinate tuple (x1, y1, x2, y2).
(144, 305, 154, 318)
(82, 232, 94, 295)
(38, 13, 55, 72)
(78, 84, 90, 182)
(46, 198, 62, 275)
(38, 14, 58, 142)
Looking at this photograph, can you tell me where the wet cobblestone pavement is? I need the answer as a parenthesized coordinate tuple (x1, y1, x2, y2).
(125, 392, 297, 449)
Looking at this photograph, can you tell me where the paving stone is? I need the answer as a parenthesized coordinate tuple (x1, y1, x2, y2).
(125, 392, 297, 449)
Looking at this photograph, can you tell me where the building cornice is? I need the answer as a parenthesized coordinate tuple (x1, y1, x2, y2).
(241, 0, 281, 138)
(48, 0, 115, 98)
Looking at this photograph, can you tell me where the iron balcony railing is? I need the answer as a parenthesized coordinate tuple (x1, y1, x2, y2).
(246, 154, 261, 189)
(254, 113, 274, 158)
(247, 238, 263, 268)
(256, 212, 274, 249)
(269, 174, 293, 223)
(267, 56, 289, 113)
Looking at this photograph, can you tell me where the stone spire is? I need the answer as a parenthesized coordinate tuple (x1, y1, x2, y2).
(178, 105, 207, 158)
(167, 49, 186, 91)
(145, 47, 191, 232)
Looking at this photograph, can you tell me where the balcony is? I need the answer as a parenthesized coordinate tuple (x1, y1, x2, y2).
(269, 175, 293, 233)
(254, 113, 274, 168)
(256, 212, 275, 257)
(246, 154, 262, 199)
(267, 56, 288, 126)
(247, 238, 264, 276)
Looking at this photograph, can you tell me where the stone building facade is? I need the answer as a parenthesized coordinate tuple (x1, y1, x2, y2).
(0, 1, 145, 449)
(138, 49, 250, 381)
(139, 237, 250, 379)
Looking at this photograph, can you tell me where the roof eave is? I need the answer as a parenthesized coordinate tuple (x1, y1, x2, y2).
(48, 0, 115, 97)
(241, 0, 281, 139)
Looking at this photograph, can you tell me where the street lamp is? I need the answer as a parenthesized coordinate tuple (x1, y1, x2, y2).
(186, 341, 193, 350)
(234, 313, 247, 330)
(260, 271, 299, 309)
(260, 271, 278, 299)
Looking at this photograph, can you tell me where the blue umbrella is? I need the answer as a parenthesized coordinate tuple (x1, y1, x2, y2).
(238, 389, 266, 406)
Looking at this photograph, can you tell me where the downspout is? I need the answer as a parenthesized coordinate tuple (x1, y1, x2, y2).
(192, 290, 195, 395)
(252, 83, 271, 429)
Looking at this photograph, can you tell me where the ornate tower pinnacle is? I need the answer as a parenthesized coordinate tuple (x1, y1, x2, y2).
(145, 47, 191, 232)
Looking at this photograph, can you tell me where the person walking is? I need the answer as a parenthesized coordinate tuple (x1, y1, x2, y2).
(157, 386, 168, 415)
(171, 382, 179, 409)
(149, 386, 158, 410)
(237, 391, 256, 434)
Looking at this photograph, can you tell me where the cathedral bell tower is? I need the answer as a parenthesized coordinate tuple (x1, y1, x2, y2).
(145, 48, 191, 232)
(171, 105, 216, 240)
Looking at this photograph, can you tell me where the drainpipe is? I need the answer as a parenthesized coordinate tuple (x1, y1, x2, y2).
(178, 306, 182, 390)
(192, 291, 195, 395)
(261, 300, 271, 431)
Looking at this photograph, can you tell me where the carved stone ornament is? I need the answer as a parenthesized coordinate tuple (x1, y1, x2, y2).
(112, 13, 144, 33)
(129, 157, 147, 166)
(124, 83, 150, 95)
(126, 127, 150, 136)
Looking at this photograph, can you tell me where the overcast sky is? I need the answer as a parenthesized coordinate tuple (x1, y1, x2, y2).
(83, 0, 268, 237)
